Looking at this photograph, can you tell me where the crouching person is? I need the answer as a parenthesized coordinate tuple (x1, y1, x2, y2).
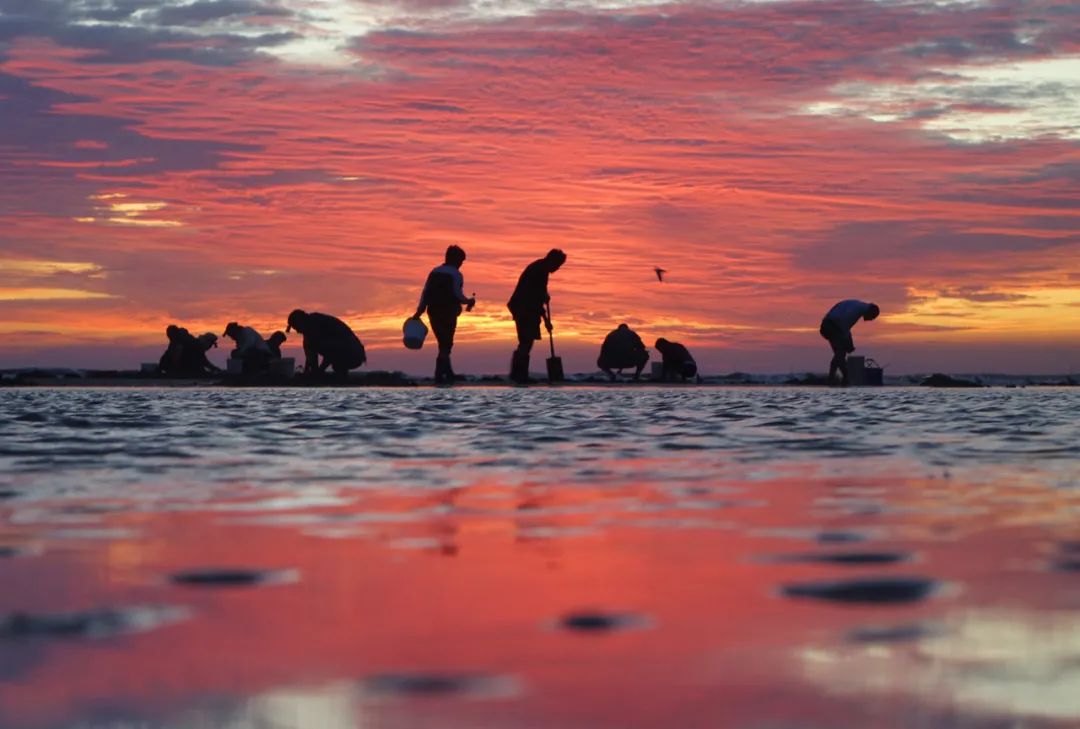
(265, 331, 287, 359)
(159, 325, 220, 376)
(597, 324, 649, 381)
(654, 338, 697, 382)
(286, 309, 366, 380)
(223, 321, 272, 374)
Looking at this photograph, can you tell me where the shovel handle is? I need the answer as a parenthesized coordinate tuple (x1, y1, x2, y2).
(545, 303, 556, 357)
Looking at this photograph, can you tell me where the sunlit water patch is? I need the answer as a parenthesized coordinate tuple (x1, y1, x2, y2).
(0, 387, 1077, 729)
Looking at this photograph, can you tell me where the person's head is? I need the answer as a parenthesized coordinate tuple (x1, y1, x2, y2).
(197, 333, 218, 350)
(286, 309, 308, 334)
(223, 322, 241, 340)
(617, 323, 629, 331)
(267, 331, 287, 347)
(545, 248, 567, 273)
(444, 244, 466, 268)
(655, 337, 670, 352)
(865, 303, 880, 321)
(166, 324, 180, 341)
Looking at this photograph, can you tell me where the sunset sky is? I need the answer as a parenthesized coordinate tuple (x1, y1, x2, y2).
(1, 0, 1078, 374)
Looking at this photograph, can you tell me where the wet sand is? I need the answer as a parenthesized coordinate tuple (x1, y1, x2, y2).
(0, 387, 1078, 728)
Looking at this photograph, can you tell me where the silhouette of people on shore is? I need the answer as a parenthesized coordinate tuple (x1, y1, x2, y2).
(223, 321, 272, 374)
(286, 309, 366, 379)
(598, 323, 649, 381)
(508, 249, 566, 384)
(655, 338, 697, 381)
(413, 245, 476, 384)
(158, 325, 220, 376)
(819, 300, 880, 386)
(265, 331, 287, 359)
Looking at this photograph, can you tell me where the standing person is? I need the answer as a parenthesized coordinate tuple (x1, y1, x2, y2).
(654, 338, 697, 381)
(286, 309, 366, 379)
(413, 245, 476, 384)
(507, 249, 566, 384)
(223, 321, 272, 374)
(597, 324, 649, 381)
(819, 300, 880, 386)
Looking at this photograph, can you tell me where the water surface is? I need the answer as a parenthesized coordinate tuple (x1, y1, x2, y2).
(1, 387, 1078, 728)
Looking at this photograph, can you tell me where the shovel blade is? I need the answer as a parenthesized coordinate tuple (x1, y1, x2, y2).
(546, 356, 564, 383)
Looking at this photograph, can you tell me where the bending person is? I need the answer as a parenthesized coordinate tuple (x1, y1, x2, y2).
(819, 300, 879, 386)
(286, 309, 366, 379)
(159, 325, 219, 376)
(654, 338, 697, 381)
(223, 321, 272, 374)
(507, 249, 566, 384)
(597, 324, 649, 381)
(265, 331, 287, 359)
(413, 245, 476, 384)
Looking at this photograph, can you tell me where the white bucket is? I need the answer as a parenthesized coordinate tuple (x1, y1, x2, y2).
(403, 317, 428, 350)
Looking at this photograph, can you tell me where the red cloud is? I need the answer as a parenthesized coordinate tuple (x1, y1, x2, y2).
(0, 0, 1077, 374)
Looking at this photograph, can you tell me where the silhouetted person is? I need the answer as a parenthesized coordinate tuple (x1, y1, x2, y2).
(158, 325, 187, 375)
(413, 245, 476, 384)
(159, 325, 219, 376)
(286, 309, 366, 379)
(598, 323, 649, 381)
(266, 331, 287, 359)
(185, 332, 221, 375)
(655, 338, 697, 381)
(508, 249, 566, 383)
(223, 321, 272, 374)
(820, 300, 880, 386)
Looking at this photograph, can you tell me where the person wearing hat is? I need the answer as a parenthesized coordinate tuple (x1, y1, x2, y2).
(286, 309, 366, 379)
(819, 300, 880, 386)
(183, 332, 221, 375)
(413, 244, 476, 384)
(158, 325, 219, 376)
(507, 248, 566, 383)
(223, 321, 272, 374)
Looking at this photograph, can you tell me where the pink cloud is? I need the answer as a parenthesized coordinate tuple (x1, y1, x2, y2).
(0, 0, 1077, 373)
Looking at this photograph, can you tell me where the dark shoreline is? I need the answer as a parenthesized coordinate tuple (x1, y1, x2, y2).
(1, 370, 1077, 389)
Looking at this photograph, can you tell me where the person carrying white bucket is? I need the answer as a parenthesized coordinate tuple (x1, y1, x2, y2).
(411, 245, 476, 384)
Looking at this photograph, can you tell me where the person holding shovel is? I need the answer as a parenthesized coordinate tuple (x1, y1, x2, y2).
(507, 248, 566, 384)
(413, 244, 476, 384)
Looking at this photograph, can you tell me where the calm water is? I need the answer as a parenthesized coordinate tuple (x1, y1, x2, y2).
(0, 387, 1078, 729)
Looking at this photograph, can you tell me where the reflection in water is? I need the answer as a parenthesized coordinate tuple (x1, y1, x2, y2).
(800, 609, 1080, 722)
(0, 387, 1077, 729)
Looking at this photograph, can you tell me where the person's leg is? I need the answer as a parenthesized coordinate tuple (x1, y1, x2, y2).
(830, 338, 849, 385)
(430, 312, 452, 383)
(511, 316, 537, 383)
(821, 319, 845, 385)
(597, 353, 616, 381)
(515, 317, 536, 356)
(444, 315, 458, 379)
(330, 360, 350, 382)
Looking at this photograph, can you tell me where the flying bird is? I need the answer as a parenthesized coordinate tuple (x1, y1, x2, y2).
(654, 267, 667, 282)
